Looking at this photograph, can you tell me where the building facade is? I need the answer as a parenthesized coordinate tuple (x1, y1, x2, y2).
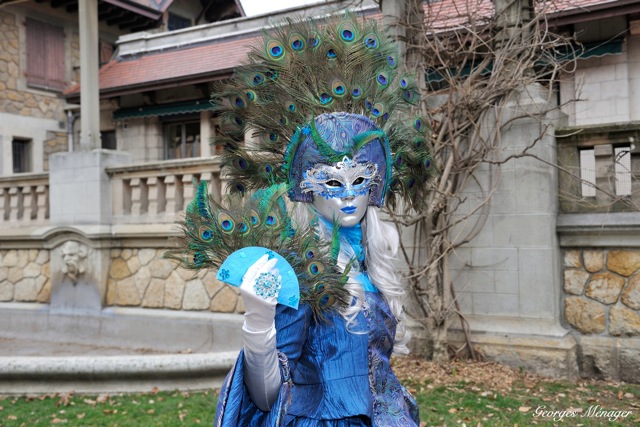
(0, 0, 639, 387)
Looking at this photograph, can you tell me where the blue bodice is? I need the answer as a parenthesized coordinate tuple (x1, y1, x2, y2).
(215, 291, 419, 426)
(215, 223, 418, 426)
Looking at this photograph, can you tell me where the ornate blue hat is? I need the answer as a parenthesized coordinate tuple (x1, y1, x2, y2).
(285, 112, 392, 207)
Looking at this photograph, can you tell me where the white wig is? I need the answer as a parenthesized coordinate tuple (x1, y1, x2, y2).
(307, 205, 411, 354)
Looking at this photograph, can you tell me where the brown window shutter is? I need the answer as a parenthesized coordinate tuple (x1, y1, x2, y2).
(26, 18, 65, 91)
(26, 18, 47, 87)
(47, 24, 66, 90)
(99, 39, 114, 66)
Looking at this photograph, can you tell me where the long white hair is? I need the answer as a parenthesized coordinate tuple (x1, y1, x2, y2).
(293, 203, 411, 354)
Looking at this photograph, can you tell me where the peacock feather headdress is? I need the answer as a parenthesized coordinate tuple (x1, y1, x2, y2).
(214, 11, 434, 212)
(167, 11, 434, 318)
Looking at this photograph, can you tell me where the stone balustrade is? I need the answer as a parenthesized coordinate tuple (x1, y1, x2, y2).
(0, 173, 49, 226)
(557, 123, 640, 213)
(106, 157, 224, 224)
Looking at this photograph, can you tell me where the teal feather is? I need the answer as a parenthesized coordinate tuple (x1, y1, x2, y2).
(165, 181, 351, 320)
(330, 220, 340, 262)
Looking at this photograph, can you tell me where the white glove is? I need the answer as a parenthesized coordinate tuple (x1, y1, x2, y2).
(239, 254, 281, 332)
(239, 254, 282, 411)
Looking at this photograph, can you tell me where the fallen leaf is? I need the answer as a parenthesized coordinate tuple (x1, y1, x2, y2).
(8, 415, 17, 420)
(83, 399, 96, 406)
(518, 406, 531, 413)
(97, 394, 109, 403)
(147, 409, 155, 414)
(624, 393, 634, 399)
(56, 393, 72, 407)
(448, 408, 457, 413)
(51, 418, 67, 424)
(77, 413, 86, 419)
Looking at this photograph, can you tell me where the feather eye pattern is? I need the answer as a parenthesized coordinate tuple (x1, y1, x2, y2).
(211, 11, 435, 213)
(165, 182, 351, 318)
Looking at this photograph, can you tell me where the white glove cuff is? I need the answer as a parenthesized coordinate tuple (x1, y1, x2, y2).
(242, 322, 282, 411)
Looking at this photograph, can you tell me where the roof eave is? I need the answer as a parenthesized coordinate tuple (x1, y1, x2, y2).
(548, 0, 640, 27)
(63, 70, 233, 103)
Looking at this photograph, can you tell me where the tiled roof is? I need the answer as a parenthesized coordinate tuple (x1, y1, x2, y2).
(65, 0, 631, 98)
(64, 35, 259, 97)
(425, 0, 620, 28)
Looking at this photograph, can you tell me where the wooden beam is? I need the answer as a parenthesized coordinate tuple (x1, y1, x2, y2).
(51, 0, 75, 8)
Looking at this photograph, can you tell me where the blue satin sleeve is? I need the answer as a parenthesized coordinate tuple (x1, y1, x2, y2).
(274, 303, 312, 372)
(214, 304, 311, 427)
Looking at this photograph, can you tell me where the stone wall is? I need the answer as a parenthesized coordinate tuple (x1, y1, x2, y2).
(106, 249, 243, 313)
(563, 249, 640, 336)
(0, 246, 242, 315)
(0, 11, 67, 123)
(0, 249, 50, 303)
(43, 131, 68, 171)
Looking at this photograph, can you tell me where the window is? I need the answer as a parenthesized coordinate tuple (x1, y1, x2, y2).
(26, 18, 65, 91)
(102, 130, 117, 150)
(579, 148, 596, 197)
(165, 121, 200, 160)
(12, 138, 32, 173)
(99, 40, 114, 66)
(579, 145, 633, 197)
(614, 146, 632, 196)
(168, 13, 191, 31)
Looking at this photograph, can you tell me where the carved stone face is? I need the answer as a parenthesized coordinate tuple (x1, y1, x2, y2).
(61, 241, 88, 283)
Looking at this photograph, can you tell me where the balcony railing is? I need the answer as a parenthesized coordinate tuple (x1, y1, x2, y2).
(557, 123, 640, 214)
(0, 173, 49, 226)
(106, 157, 224, 224)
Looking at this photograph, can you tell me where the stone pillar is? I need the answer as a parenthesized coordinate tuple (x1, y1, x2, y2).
(448, 84, 578, 378)
(627, 33, 640, 121)
(200, 110, 212, 157)
(78, 0, 101, 150)
(49, 150, 131, 225)
(1, 134, 9, 175)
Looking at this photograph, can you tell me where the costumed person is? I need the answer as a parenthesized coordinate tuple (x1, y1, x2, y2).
(166, 11, 434, 427)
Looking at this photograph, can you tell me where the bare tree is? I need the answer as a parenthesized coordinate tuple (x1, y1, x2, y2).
(376, 0, 579, 362)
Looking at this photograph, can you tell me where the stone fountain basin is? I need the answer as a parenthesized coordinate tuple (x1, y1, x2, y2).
(0, 302, 243, 394)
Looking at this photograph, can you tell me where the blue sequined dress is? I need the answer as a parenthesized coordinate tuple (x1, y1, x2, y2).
(214, 225, 419, 427)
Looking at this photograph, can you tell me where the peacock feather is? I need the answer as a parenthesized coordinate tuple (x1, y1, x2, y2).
(212, 11, 435, 213)
(165, 181, 352, 320)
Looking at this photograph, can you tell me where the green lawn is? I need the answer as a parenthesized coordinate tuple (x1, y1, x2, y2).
(1, 360, 639, 426)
